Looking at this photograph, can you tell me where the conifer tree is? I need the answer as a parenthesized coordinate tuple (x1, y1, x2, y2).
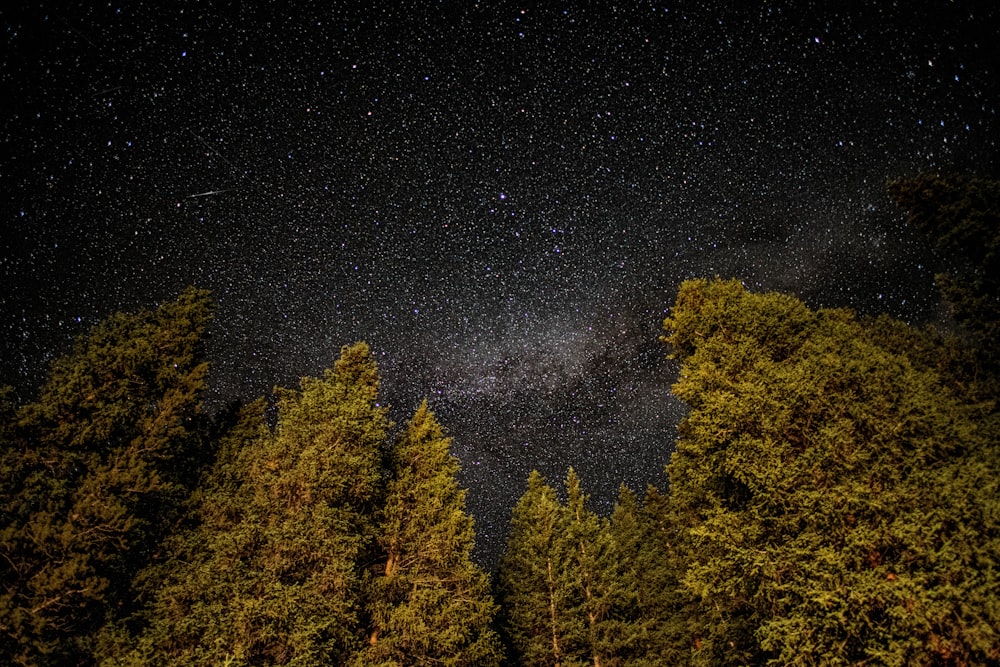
(98, 342, 389, 666)
(0, 287, 212, 667)
(609, 485, 688, 665)
(500, 470, 653, 667)
(497, 470, 583, 667)
(92, 398, 268, 666)
(888, 173, 1000, 385)
(662, 278, 1000, 665)
(562, 469, 639, 667)
(357, 400, 501, 666)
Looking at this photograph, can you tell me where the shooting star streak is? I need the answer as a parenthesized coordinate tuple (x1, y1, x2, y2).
(186, 188, 236, 198)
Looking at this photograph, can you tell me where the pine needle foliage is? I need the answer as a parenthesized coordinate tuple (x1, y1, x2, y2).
(498, 470, 650, 667)
(662, 278, 1000, 665)
(609, 485, 690, 664)
(98, 343, 389, 666)
(0, 287, 213, 667)
(357, 400, 501, 666)
(497, 470, 580, 667)
(563, 469, 640, 667)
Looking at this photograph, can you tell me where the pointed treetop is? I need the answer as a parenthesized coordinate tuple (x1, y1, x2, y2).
(330, 341, 380, 396)
(614, 483, 639, 512)
(525, 468, 551, 494)
(565, 466, 586, 512)
(404, 398, 438, 439)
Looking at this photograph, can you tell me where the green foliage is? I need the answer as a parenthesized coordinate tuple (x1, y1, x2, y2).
(563, 469, 641, 667)
(0, 287, 213, 667)
(97, 343, 389, 666)
(6, 245, 999, 667)
(358, 400, 502, 666)
(662, 278, 1000, 665)
(497, 471, 579, 666)
(499, 470, 653, 667)
(609, 485, 691, 664)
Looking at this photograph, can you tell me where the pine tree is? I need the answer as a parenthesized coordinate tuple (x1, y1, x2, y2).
(662, 278, 1000, 665)
(97, 342, 389, 666)
(497, 470, 583, 667)
(888, 173, 1000, 376)
(609, 485, 688, 665)
(562, 469, 638, 667)
(235, 341, 388, 665)
(499, 471, 655, 667)
(357, 400, 502, 666)
(0, 287, 213, 667)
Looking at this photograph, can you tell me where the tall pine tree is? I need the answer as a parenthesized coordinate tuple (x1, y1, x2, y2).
(499, 469, 650, 666)
(98, 342, 388, 666)
(497, 470, 582, 667)
(608, 485, 688, 665)
(357, 400, 501, 666)
(563, 469, 637, 667)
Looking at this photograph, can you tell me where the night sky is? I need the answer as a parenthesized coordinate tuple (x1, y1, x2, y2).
(3, 1, 998, 566)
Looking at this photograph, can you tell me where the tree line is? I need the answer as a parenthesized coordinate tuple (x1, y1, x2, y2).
(2, 174, 998, 665)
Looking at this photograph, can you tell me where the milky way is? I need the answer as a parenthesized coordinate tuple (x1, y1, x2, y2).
(2, 1, 997, 565)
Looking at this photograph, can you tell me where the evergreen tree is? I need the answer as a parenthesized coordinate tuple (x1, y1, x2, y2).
(662, 278, 1000, 665)
(609, 485, 688, 664)
(562, 469, 638, 667)
(357, 400, 502, 666)
(0, 287, 213, 667)
(98, 342, 389, 666)
(93, 398, 268, 666)
(497, 470, 583, 667)
(888, 173, 1000, 374)
(499, 469, 650, 667)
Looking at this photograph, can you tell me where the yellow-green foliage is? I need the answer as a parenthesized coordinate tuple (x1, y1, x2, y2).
(98, 343, 389, 667)
(498, 469, 648, 667)
(663, 278, 1000, 665)
(357, 401, 502, 667)
(0, 287, 212, 667)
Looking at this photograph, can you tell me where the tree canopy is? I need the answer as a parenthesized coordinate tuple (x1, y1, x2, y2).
(662, 278, 1000, 665)
(1, 287, 213, 667)
(889, 173, 1000, 373)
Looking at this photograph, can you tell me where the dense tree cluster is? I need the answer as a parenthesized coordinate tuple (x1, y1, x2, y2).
(1, 287, 214, 666)
(1, 298, 499, 667)
(496, 469, 684, 666)
(2, 174, 998, 665)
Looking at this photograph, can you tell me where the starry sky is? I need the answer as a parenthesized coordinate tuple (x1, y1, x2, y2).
(2, 1, 998, 566)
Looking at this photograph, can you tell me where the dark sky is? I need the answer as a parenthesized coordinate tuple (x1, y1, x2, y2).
(2, 1, 998, 566)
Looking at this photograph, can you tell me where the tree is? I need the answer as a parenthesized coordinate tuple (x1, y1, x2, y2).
(497, 470, 583, 667)
(498, 469, 651, 667)
(888, 173, 1000, 374)
(98, 342, 389, 666)
(661, 278, 1000, 665)
(93, 397, 271, 667)
(0, 287, 213, 667)
(357, 400, 501, 666)
(609, 485, 689, 665)
(562, 469, 639, 667)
